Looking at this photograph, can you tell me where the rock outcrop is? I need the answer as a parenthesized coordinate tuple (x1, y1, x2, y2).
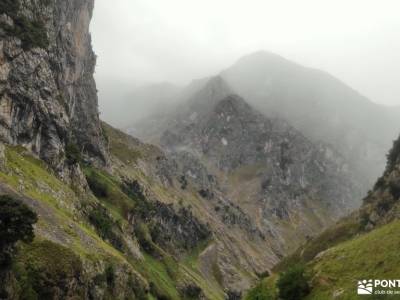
(0, 0, 107, 174)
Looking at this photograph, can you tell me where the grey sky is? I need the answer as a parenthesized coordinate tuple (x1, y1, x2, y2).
(91, 0, 400, 113)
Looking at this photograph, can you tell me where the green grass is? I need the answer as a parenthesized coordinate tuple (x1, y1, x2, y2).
(83, 166, 135, 219)
(138, 254, 181, 300)
(0, 146, 79, 217)
(305, 219, 400, 300)
(256, 220, 400, 300)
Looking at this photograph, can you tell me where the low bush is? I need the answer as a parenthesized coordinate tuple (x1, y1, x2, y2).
(65, 143, 81, 165)
(88, 206, 123, 251)
(277, 264, 310, 300)
(0, 195, 37, 267)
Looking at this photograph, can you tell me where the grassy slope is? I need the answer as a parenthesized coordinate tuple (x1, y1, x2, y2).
(247, 219, 400, 300)
(0, 144, 225, 299)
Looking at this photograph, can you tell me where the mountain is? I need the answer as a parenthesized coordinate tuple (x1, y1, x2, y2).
(136, 75, 363, 268)
(244, 134, 400, 299)
(221, 51, 400, 191)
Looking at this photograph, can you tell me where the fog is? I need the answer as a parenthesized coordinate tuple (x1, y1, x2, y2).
(91, 0, 400, 127)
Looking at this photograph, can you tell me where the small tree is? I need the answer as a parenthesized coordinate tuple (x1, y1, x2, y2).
(0, 195, 38, 266)
(277, 264, 310, 300)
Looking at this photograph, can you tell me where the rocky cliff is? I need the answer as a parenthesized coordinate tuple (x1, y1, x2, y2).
(0, 0, 108, 175)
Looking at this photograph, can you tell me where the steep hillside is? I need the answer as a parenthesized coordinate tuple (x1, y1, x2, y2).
(245, 134, 400, 299)
(221, 51, 400, 191)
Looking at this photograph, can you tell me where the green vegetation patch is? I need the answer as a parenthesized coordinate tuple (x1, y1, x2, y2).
(307, 219, 400, 299)
(13, 239, 84, 299)
(245, 281, 276, 300)
(277, 264, 310, 300)
(139, 254, 181, 300)
(84, 166, 134, 218)
(88, 205, 124, 251)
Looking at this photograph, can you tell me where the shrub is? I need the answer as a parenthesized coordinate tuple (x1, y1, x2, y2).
(277, 264, 310, 300)
(105, 264, 115, 288)
(149, 282, 172, 300)
(389, 181, 400, 199)
(134, 222, 158, 255)
(181, 284, 202, 299)
(0, 195, 37, 266)
(86, 172, 109, 198)
(88, 207, 123, 250)
(65, 143, 81, 165)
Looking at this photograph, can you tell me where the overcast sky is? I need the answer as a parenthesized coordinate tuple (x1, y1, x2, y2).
(91, 0, 400, 115)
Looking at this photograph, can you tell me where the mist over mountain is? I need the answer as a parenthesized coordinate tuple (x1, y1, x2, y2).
(221, 51, 400, 188)
(129, 51, 400, 194)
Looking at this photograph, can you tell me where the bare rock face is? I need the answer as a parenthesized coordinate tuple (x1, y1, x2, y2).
(0, 0, 108, 173)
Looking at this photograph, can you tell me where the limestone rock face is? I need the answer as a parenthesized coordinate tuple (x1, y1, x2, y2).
(0, 0, 108, 173)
